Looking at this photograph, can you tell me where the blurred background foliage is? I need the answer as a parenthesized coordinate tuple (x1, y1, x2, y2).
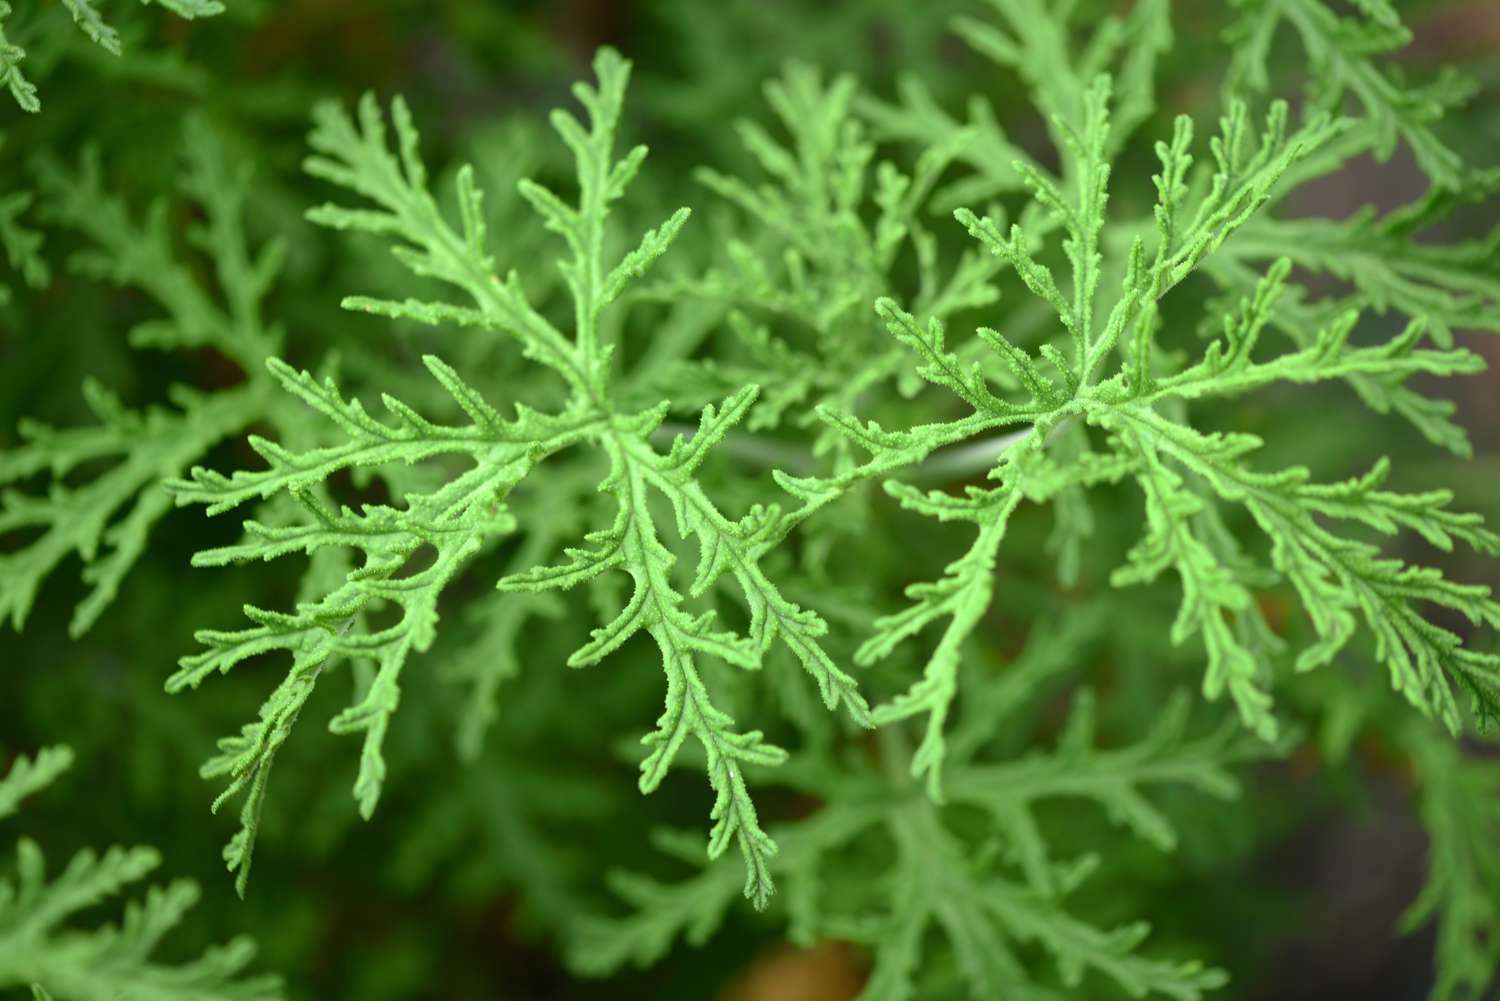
(1, 1, 1497, 999)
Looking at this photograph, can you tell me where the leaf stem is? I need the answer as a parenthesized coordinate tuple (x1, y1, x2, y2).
(649, 423, 1037, 481)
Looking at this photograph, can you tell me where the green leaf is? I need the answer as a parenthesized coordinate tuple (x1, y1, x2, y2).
(178, 49, 866, 907)
(0, 185, 47, 293)
(580, 684, 1254, 1001)
(1400, 726, 1500, 1000)
(1229, 0, 1470, 187)
(0, 747, 72, 822)
(0, 842, 281, 1000)
(0, 748, 279, 1000)
(2, 121, 284, 636)
(0, 3, 39, 113)
(863, 484, 1023, 795)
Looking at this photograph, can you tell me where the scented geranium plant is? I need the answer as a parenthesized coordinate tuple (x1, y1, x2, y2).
(1, 1, 1498, 998)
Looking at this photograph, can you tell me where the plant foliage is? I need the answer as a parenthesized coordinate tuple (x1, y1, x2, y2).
(0, 747, 282, 1000)
(2, 0, 1497, 998)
